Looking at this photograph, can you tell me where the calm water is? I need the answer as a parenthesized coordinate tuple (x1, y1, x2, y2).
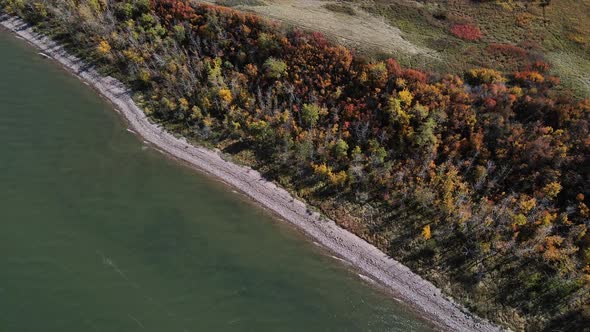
(0, 31, 433, 332)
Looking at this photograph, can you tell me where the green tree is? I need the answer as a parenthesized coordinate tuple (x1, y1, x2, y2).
(263, 57, 287, 79)
(334, 139, 349, 159)
(301, 103, 320, 128)
(173, 24, 186, 42)
(134, 0, 151, 14)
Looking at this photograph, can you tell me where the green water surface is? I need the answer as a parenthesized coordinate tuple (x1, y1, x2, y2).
(0, 31, 433, 332)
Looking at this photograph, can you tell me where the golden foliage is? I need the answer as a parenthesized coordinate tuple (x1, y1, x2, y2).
(467, 68, 505, 84)
(398, 89, 413, 106)
(519, 196, 537, 213)
(421, 224, 432, 240)
(97, 40, 111, 55)
(218, 88, 233, 104)
(542, 182, 562, 199)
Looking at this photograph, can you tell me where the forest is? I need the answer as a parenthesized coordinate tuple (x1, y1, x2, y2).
(1, 0, 589, 330)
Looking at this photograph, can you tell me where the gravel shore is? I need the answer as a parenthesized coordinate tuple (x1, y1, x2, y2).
(1, 15, 504, 332)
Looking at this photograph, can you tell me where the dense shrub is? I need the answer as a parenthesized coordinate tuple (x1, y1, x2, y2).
(450, 23, 483, 41)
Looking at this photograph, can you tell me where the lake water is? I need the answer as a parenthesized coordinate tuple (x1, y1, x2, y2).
(0, 31, 433, 332)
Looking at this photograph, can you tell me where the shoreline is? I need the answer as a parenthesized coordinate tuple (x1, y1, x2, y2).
(0, 15, 502, 332)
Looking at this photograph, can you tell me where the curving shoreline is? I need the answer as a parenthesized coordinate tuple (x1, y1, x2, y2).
(0, 15, 503, 332)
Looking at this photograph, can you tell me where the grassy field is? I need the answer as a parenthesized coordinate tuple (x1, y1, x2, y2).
(213, 0, 590, 97)
(353, 0, 590, 96)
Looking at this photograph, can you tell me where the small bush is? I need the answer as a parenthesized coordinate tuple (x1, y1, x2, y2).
(466, 68, 505, 85)
(486, 43, 528, 58)
(450, 24, 482, 41)
(514, 71, 545, 85)
(528, 60, 551, 73)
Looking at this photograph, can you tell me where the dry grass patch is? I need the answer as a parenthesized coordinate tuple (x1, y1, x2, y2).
(210, 0, 437, 59)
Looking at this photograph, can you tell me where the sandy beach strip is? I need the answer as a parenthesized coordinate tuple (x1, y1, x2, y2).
(0, 14, 503, 332)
